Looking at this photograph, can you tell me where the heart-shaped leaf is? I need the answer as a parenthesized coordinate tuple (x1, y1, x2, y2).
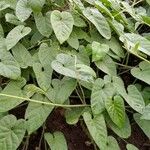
(44, 132, 67, 150)
(6, 25, 31, 50)
(0, 115, 26, 150)
(16, 0, 32, 22)
(51, 10, 74, 44)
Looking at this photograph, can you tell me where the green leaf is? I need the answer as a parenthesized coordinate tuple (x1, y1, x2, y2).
(5, 13, 25, 25)
(0, 24, 4, 38)
(95, 55, 117, 76)
(29, 0, 45, 12)
(72, 12, 86, 27)
(120, 33, 150, 56)
(127, 85, 145, 113)
(109, 19, 124, 36)
(83, 8, 111, 39)
(131, 61, 150, 85)
(105, 95, 125, 128)
(51, 53, 96, 82)
(0, 112, 8, 119)
(46, 77, 76, 104)
(67, 31, 79, 50)
(106, 113, 131, 138)
(12, 43, 33, 68)
(92, 41, 109, 62)
(6, 25, 31, 50)
(0, 0, 16, 11)
(0, 115, 26, 150)
(44, 132, 67, 150)
(95, 1, 113, 19)
(112, 76, 127, 98)
(0, 47, 21, 79)
(16, 0, 32, 22)
(91, 77, 117, 115)
(104, 37, 125, 58)
(91, 78, 106, 114)
(146, 0, 150, 5)
(126, 144, 139, 150)
(25, 94, 54, 134)
(0, 79, 26, 112)
(33, 62, 51, 91)
(51, 10, 74, 44)
(34, 43, 57, 91)
(134, 113, 150, 138)
(72, 0, 85, 11)
(141, 104, 150, 120)
(105, 136, 120, 150)
(83, 112, 107, 150)
(65, 107, 86, 125)
(34, 12, 52, 37)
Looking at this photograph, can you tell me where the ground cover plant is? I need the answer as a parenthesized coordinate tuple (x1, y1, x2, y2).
(0, 0, 150, 149)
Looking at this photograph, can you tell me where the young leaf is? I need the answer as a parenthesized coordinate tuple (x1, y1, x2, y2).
(0, 115, 26, 150)
(34, 12, 52, 37)
(83, 8, 111, 39)
(44, 132, 67, 150)
(46, 77, 76, 104)
(126, 144, 139, 150)
(105, 95, 125, 128)
(0, 48, 21, 79)
(131, 61, 150, 85)
(92, 41, 109, 62)
(12, 43, 33, 68)
(25, 94, 54, 134)
(95, 1, 113, 19)
(83, 112, 107, 150)
(29, 0, 45, 12)
(6, 25, 31, 50)
(0, 79, 26, 112)
(51, 10, 74, 44)
(16, 0, 32, 22)
(134, 113, 150, 138)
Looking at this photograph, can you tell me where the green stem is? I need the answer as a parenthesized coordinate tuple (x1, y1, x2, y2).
(0, 93, 90, 108)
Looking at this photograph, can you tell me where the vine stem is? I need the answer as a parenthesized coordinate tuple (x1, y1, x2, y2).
(0, 93, 90, 108)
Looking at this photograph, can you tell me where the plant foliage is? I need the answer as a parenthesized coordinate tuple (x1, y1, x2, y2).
(0, 0, 150, 149)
